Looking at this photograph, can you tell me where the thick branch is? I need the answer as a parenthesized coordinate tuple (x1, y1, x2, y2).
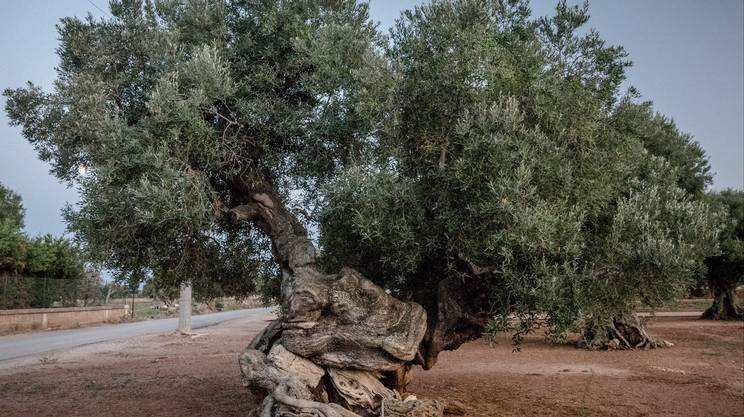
(225, 173, 469, 416)
(416, 275, 490, 369)
(579, 315, 673, 350)
(221, 177, 316, 277)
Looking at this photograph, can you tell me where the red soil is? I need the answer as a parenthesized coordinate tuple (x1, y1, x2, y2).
(0, 315, 742, 417)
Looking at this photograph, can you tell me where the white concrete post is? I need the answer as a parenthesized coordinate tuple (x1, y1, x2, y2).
(178, 282, 192, 334)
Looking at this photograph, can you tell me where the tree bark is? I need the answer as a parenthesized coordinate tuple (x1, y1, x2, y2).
(580, 315, 673, 350)
(701, 278, 742, 320)
(224, 181, 466, 416)
(415, 275, 490, 370)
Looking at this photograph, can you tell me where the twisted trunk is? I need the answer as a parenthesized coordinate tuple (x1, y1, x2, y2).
(580, 315, 673, 350)
(701, 277, 742, 320)
(225, 180, 472, 416)
(605, 316, 673, 349)
(416, 275, 490, 370)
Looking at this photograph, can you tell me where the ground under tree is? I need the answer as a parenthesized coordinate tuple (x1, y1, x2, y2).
(4, 1, 721, 416)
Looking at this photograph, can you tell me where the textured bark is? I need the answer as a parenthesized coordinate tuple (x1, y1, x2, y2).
(582, 315, 673, 350)
(416, 276, 489, 370)
(227, 181, 461, 416)
(701, 278, 743, 320)
(238, 266, 452, 416)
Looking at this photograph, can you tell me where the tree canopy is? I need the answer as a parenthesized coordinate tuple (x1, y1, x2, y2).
(318, 0, 721, 347)
(5, 0, 383, 298)
(0, 182, 87, 308)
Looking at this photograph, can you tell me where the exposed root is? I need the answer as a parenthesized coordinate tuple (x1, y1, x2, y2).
(381, 397, 444, 417)
(240, 268, 459, 416)
(273, 383, 361, 417)
(611, 316, 673, 349)
(579, 315, 673, 350)
(240, 346, 454, 417)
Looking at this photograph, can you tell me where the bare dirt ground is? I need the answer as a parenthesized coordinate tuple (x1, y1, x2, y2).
(1, 314, 742, 417)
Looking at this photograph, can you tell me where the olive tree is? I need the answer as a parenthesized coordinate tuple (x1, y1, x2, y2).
(4, 0, 721, 416)
(610, 100, 741, 320)
(701, 190, 743, 320)
(5, 1, 434, 415)
(320, 0, 720, 356)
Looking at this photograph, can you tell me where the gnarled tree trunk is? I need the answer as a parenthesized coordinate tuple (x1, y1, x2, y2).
(701, 277, 742, 320)
(223, 181, 472, 416)
(580, 315, 673, 350)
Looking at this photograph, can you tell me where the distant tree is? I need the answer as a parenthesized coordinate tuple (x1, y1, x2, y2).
(25, 235, 86, 307)
(98, 280, 130, 305)
(1, 182, 30, 309)
(78, 270, 103, 306)
(610, 98, 742, 320)
(0, 220, 27, 275)
(0, 183, 86, 308)
(701, 190, 743, 320)
(0, 182, 27, 296)
(0, 183, 25, 229)
(0, 221, 31, 309)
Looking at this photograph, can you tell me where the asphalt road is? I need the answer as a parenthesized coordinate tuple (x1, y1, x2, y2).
(0, 307, 273, 362)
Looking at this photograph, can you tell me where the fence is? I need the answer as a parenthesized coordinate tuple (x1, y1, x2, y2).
(0, 305, 129, 334)
(1, 275, 99, 310)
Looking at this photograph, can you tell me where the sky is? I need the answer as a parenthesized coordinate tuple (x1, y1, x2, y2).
(0, 0, 742, 238)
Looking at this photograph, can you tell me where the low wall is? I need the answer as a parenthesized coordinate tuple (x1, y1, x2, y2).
(0, 305, 129, 334)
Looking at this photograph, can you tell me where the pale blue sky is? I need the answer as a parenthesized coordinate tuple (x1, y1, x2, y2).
(1, 0, 742, 237)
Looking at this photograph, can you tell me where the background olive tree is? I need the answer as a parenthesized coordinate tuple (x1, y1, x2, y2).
(701, 190, 743, 320)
